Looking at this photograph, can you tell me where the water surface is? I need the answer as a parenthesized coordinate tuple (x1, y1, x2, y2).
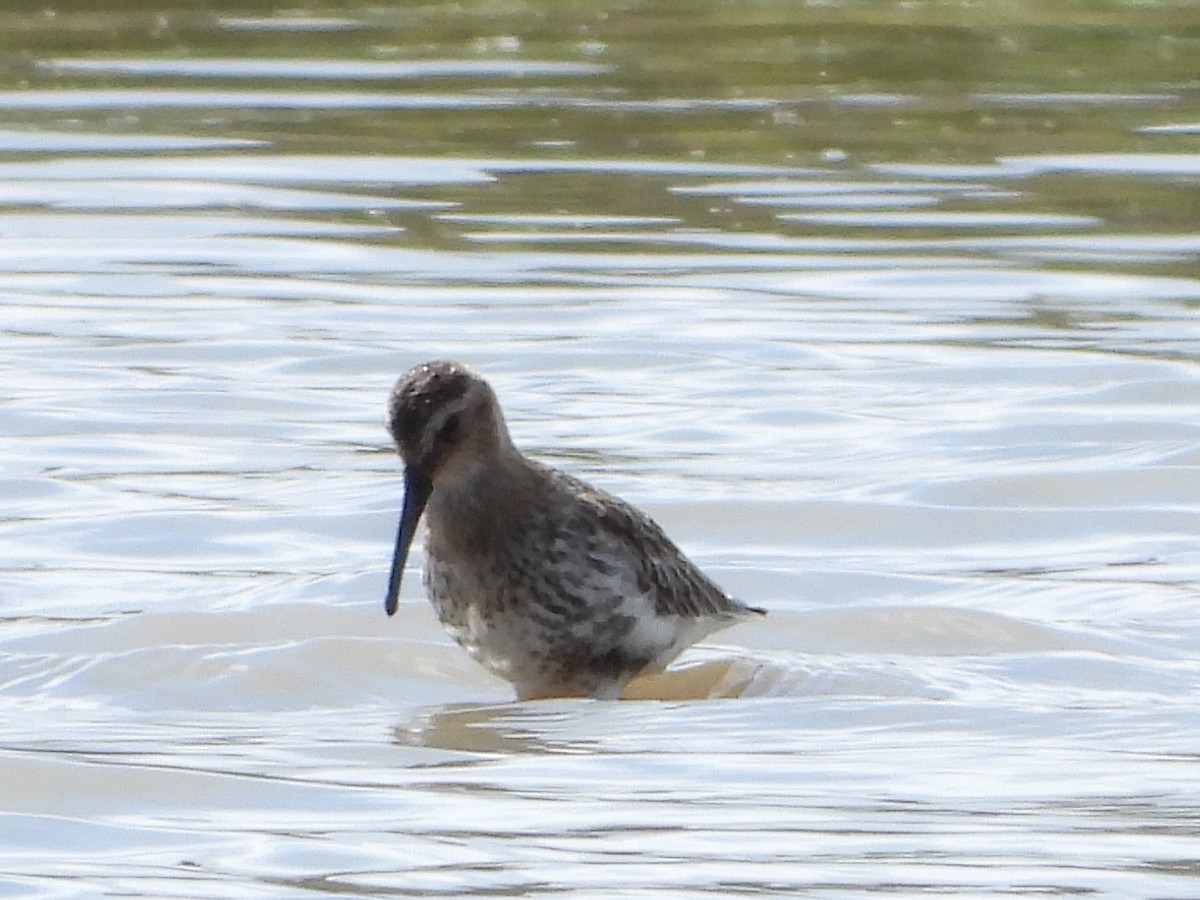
(2, 1, 1199, 897)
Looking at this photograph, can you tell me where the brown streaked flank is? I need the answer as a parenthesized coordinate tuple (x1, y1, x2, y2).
(384, 360, 765, 701)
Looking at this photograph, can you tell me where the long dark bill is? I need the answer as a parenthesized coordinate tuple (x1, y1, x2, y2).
(384, 467, 433, 616)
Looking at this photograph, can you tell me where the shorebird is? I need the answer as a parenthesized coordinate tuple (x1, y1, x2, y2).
(384, 361, 765, 700)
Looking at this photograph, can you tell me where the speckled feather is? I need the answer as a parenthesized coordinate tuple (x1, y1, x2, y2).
(384, 360, 764, 700)
(543, 465, 750, 621)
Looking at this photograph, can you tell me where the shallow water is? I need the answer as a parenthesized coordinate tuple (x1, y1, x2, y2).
(2, 1, 1200, 896)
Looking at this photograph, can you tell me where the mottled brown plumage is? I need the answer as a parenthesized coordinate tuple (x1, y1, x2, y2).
(384, 360, 764, 700)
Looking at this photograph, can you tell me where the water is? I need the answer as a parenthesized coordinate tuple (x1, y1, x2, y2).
(2, 1, 1200, 896)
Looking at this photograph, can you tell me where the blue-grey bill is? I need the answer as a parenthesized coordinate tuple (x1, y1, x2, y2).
(385, 467, 432, 616)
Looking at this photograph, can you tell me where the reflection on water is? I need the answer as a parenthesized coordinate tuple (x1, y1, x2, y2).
(2, 0, 1199, 897)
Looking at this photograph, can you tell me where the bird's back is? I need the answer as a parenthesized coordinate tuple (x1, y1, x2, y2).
(538, 463, 762, 621)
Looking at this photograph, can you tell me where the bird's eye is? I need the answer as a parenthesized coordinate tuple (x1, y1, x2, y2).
(436, 412, 462, 445)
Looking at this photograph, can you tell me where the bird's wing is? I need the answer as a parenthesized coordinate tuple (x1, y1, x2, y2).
(551, 471, 758, 621)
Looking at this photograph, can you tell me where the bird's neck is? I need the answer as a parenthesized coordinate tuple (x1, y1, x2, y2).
(426, 449, 538, 559)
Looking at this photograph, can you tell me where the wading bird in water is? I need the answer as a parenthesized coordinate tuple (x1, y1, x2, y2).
(384, 361, 765, 700)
